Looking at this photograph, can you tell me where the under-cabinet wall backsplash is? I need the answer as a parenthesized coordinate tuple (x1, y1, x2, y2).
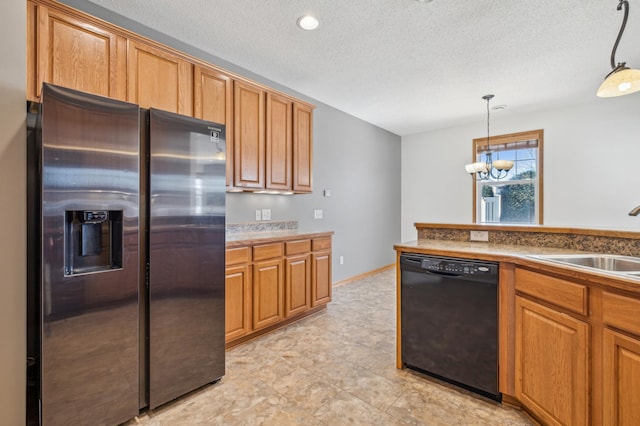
(417, 225, 640, 257)
(226, 221, 298, 234)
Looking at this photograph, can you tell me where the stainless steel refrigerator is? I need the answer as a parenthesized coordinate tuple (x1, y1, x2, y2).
(27, 84, 225, 425)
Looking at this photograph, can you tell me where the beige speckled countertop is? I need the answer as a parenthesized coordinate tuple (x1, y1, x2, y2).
(395, 239, 582, 259)
(226, 230, 334, 248)
(395, 239, 640, 294)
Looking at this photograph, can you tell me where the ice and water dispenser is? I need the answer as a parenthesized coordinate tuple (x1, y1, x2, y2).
(64, 210, 123, 276)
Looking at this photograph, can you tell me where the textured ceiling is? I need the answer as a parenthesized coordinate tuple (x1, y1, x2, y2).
(87, 0, 640, 136)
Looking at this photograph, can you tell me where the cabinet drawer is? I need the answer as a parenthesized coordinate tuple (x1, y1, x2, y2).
(515, 268, 588, 315)
(226, 247, 250, 266)
(285, 239, 311, 256)
(312, 237, 331, 252)
(602, 291, 640, 336)
(253, 242, 283, 261)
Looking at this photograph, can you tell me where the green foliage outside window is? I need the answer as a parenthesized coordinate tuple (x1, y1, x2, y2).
(499, 170, 536, 223)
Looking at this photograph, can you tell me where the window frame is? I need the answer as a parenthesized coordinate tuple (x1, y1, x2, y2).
(471, 129, 544, 224)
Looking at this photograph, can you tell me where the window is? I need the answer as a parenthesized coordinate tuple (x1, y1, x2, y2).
(472, 129, 543, 224)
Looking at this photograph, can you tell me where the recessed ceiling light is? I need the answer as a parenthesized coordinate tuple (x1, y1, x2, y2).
(297, 15, 319, 31)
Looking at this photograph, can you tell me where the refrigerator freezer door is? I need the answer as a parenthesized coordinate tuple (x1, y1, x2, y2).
(40, 84, 140, 425)
(148, 108, 226, 409)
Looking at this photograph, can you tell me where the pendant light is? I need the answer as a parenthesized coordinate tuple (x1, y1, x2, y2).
(597, 0, 640, 97)
(465, 95, 513, 180)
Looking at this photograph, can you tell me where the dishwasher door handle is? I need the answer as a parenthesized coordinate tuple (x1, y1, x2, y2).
(421, 269, 463, 278)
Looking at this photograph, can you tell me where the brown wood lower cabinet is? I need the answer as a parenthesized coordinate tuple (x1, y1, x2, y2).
(224, 247, 251, 343)
(224, 263, 251, 341)
(512, 267, 640, 426)
(225, 234, 332, 346)
(312, 251, 331, 306)
(602, 328, 640, 426)
(600, 290, 640, 426)
(284, 255, 310, 317)
(252, 243, 284, 331)
(284, 239, 311, 318)
(515, 296, 589, 426)
(253, 257, 284, 330)
(311, 237, 332, 306)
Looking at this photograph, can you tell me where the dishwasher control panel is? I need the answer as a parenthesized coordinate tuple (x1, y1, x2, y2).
(420, 258, 495, 275)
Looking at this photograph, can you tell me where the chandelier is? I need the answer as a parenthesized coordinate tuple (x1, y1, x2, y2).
(597, 0, 640, 97)
(465, 95, 513, 180)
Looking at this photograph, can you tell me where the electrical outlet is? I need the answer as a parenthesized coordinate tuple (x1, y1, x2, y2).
(314, 209, 323, 219)
(261, 209, 271, 221)
(470, 230, 489, 242)
(339, 256, 344, 265)
(255, 209, 262, 221)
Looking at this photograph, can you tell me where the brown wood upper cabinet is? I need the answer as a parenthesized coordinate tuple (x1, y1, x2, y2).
(234, 83, 314, 193)
(127, 40, 193, 115)
(27, 0, 314, 193)
(194, 65, 234, 186)
(28, 1, 127, 101)
(293, 102, 313, 193)
(266, 93, 293, 191)
(233, 80, 265, 189)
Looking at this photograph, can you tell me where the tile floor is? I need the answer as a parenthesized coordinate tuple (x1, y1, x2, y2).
(126, 269, 534, 425)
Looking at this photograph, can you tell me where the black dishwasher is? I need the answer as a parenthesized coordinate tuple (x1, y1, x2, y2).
(400, 253, 501, 401)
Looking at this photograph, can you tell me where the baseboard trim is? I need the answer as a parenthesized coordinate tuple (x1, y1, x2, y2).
(332, 263, 394, 287)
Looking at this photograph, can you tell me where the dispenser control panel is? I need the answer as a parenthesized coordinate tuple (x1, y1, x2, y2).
(83, 211, 107, 223)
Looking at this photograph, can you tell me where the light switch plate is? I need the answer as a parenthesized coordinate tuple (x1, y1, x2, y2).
(314, 209, 323, 219)
(255, 210, 262, 221)
(470, 230, 489, 242)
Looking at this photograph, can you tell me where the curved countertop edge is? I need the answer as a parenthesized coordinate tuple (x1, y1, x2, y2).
(395, 239, 640, 295)
(226, 230, 335, 248)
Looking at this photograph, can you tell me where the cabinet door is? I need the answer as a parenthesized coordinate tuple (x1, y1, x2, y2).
(27, 1, 37, 101)
(34, 4, 127, 100)
(253, 258, 283, 330)
(285, 254, 310, 317)
(127, 40, 193, 115)
(603, 328, 640, 426)
(515, 296, 589, 426)
(266, 93, 292, 190)
(312, 251, 331, 307)
(225, 264, 251, 343)
(194, 66, 233, 186)
(234, 81, 265, 189)
(293, 103, 313, 193)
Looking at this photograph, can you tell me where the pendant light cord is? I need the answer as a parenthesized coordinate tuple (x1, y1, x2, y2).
(486, 96, 490, 150)
(482, 94, 493, 153)
(610, 0, 629, 70)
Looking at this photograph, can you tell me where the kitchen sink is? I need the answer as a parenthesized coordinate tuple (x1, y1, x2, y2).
(528, 254, 640, 275)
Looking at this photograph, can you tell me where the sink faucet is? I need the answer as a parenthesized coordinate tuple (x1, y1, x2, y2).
(629, 205, 640, 216)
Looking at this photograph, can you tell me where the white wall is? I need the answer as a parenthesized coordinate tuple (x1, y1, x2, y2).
(401, 95, 640, 241)
(0, 0, 26, 424)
